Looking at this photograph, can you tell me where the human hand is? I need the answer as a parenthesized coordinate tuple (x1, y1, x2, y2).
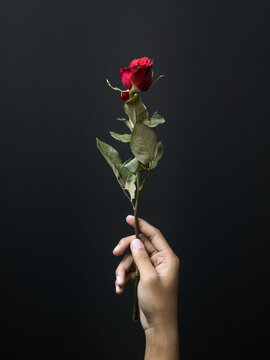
(113, 215, 180, 334)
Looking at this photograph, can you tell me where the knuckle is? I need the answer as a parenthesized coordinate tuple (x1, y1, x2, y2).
(172, 254, 180, 267)
(143, 274, 158, 285)
(115, 254, 132, 276)
(115, 264, 122, 276)
(154, 228, 164, 241)
(119, 237, 126, 247)
(153, 226, 160, 235)
(120, 235, 135, 247)
(152, 252, 163, 266)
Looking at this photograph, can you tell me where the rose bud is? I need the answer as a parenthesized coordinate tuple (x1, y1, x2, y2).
(120, 91, 130, 100)
(120, 57, 154, 93)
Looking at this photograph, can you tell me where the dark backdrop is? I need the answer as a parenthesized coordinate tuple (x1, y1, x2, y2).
(0, 1, 267, 359)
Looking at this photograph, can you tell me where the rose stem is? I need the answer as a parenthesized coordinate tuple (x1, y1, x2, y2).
(133, 171, 141, 321)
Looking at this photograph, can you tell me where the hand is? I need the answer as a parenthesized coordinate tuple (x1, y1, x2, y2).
(113, 215, 180, 333)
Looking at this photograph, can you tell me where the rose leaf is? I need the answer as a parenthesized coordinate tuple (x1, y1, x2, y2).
(109, 131, 131, 143)
(149, 141, 164, 170)
(124, 94, 148, 126)
(121, 157, 139, 174)
(96, 138, 123, 179)
(96, 138, 136, 200)
(130, 123, 158, 165)
(143, 112, 166, 128)
(123, 181, 136, 201)
(116, 117, 132, 131)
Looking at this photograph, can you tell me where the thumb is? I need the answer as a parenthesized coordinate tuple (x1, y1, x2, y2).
(130, 238, 156, 280)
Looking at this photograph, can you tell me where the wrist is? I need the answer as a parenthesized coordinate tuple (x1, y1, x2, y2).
(145, 322, 179, 343)
(144, 322, 179, 360)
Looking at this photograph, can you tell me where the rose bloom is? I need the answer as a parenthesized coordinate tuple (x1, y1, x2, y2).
(120, 57, 154, 99)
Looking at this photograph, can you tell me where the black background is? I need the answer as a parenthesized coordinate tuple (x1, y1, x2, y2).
(0, 1, 268, 359)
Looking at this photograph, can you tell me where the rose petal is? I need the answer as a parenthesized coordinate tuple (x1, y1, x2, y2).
(129, 57, 154, 69)
(130, 67, 153, 91)
(120, 67, 133, 89)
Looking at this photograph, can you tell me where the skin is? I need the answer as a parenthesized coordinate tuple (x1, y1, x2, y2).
(113, 215, 180, 360)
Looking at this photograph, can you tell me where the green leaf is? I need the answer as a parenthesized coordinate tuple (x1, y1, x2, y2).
(122, 157, 139, 173)
(96, 138, 122, 179)
(118, 166, 136, 186)
(124, 94, 148, 127)
(116, 117, 132, 131)
(150, 141, 164, 169)
(110, 132, 131, 143)
(122, 157, 133, 166)
(123, 181, 136, 200)
(122, 157, 147, 173)
(119, 166, 136, 200)
(96, 138, 136, 200)
(143, 112, 165, 128)
(130, 123, 158, 165)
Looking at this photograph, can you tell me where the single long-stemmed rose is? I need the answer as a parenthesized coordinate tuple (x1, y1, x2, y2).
(96, 57, 165, 320)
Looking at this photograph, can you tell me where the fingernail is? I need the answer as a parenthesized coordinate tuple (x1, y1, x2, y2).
(116, 285, 120, 293)
(127, 215, 134, 219)
(131, 238, 144, 250)
(116, 275, 121, 285)
(113, 244, 120, 252)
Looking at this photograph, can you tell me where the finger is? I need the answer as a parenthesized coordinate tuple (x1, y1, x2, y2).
(113, 233, 157, 256)
(126, 215, 170, 251)
(139, 233, 159, 257)
(115, 270, 136, 294)
(115, 254, 134, 293)
(113, 234, 135, 255)
(130, 238, 157, 281)
(115, 271, 135, 285)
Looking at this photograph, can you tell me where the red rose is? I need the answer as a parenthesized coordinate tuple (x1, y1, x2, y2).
(120, 57, 154, 92)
